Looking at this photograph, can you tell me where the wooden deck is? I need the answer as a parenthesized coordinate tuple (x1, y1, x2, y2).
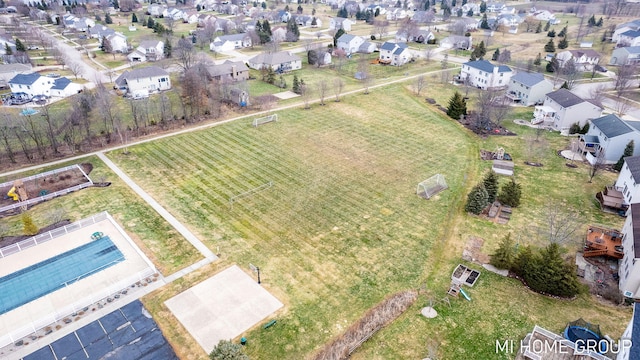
(583, 226, 624, 260)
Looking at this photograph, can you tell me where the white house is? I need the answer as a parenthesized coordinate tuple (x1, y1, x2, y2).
(295, 15, 320, 27)
(439, 35, 472, 50)
(49, 77, 83, 97)
(617, 302, 640, 359)
(532, 88, 603, 132)
(8, 73, 53, 98)
(105, 33, 128, 53)
(247, 51, 302, 72)
(611, 46, 640, 66)
(337, 33, 364, 54)
(556, 49, 602, 71)
(614, 156, 640, 206)
(618, 30, 640, 47)
(505, 72, 552, 106)
(395, 29, 434, 43)
(619, 203, 640, 299)
(329, 17, 354, 31)
(114, 66, 171, 95)
(210, 33, 251, 52)
(613, 19, 640, 43)
(358, 41, 377, 54)
(148, 4, 167, 17)
(88, 25, 115, 40)
(163, 7, 186, 20)
(128, 40, 164, 62)
(458, 60, 512, 90)
(530, 10, 556, 21)
(386, 8, 410, 21)
(486, 2, 506, 12)
(378, 42, 411, 66)
(580, 114, 640, 164)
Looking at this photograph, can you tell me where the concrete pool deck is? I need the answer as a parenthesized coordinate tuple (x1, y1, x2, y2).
(0, 213, 157, 351)
(165, 265, 283, 353)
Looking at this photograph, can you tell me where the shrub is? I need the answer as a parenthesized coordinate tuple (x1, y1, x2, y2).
(209, 340, 249, 360)
(568, 122, 581, 134)
(22, 212, 39, 236)
(490, 233, 515, 270)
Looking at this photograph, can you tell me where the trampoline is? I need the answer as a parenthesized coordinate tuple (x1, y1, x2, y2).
(563, 318, 607, 354)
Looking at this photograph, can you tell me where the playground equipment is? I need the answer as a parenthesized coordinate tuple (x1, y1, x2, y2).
(563, 319, 607, 353)
(448, 264, 481, 299)
(458, 288, 471, 301)
(7, 180, 28, 202)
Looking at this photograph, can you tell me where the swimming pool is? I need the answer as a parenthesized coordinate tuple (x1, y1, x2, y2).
(0, 236, 124, 315)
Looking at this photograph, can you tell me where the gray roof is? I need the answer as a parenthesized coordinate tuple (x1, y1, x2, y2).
(248, 51, 301, 65)
(114, 66, 168, 86)
(546, 88, 585, 108)
(337, 33, 357, 43)
(358, 41, 373, 51)
(621, 46, 640, 54)
(206, 60, 248, 77)
(0, 63, 31, 74)
(511, 72, 546, 87)
(139, 40, 162, 48)
(621, 29, 640, 38)
(50, 77, 71, 90)
(625, 155, 640, 184)
(591, 113, 633, 138)
(217, 33, 248, 42)
(464, 60, 511, 73)
(380, 42, 397, 51)
(9, 73, 41, 85)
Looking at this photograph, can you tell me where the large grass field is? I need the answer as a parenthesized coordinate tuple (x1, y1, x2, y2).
(103, 81, 632, 359)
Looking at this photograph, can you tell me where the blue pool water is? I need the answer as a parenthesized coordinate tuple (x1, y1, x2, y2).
(0, 236, 124, 315)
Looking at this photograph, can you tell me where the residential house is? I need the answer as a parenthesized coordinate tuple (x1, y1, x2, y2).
(619, 203, 640, 299)
(329, 17, 354, 31)
(8, 73, 54, 98)
(614, 155, 640, 206)
(49, 77, 83, 97)
(505, 72, 552, 106)
(486, 2, 506, 12)
(271, 26, 287, 43)
(276, 10, 291, 22)
(617, 30, 640, 47)
(295, 15, 320, 27)
(337, 33, 364, 55)
(386, 8, 410, 21)
(556, 49, 601, 71)
(105, 33, 128, 53)
(0, 63, 31, 88)
(378, 42, 411, 66)
(461, 3, 480, 15)
(451, 17, 479, 31)
(148, 4, 167, 17)
(183, 11, 200, 24)
(411, 10, 435, 24)
(198, 14, 215, 27)
(530, 9, 555, 21)
(128, 40, 164, 62)
(458, 60, 512, 90)
(247, 51, 302, 72)
(114, 66, 171, 95)
(88, 25, 115, 39)
(439, 35, 472, 50)
(358, 41, 377, 54)
(532, 88, 603, 133)
(613, 19, 640, 43)
(617, 302, 640, 359)
(496, 14, 522, 27)
(611, 46, 640, 66)
(205, 60, 249, 82)
(395, 30, 434, 43)
(210, 33, 251, 52)
(163, 7, 186, 21)
(580, 114, 640, 164)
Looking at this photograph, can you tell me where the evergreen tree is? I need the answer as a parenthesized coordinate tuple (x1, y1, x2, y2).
(580, 123, 590, 135)
(164, 38, 172, 58)
(615, 140, 635, 171)
(22, 212, 38, 236)
(333, 28, 345, 46)
(558, 25, 567, 37)
(337, 6, 347, 17)
(293, 74, 300, 94)
(479, 1, 486, 13)
(424, 1, 429, 10)
(547, 29, 556, 37)
(266, 68, 276, 84)
(558, 37, 568, 49)
(14, 38, 25, 52)
(264, 20, 272, 36)
(209, 339, 249, 360)
(4, 43, 12, 55)
(311, 17, 317, 26)
(533, 52, 541, 66)
(465, 183, 489, 215)
(261, 1, 266, 8)
(483, 170, 499, 203)
(480, 13, 489, 29)
(451, 0, 456, 6)
(466, 9, 473, 16)
(132, 13, 138, 23)
(492, 48, 500, 61)
(457, 8, 463, 17)
(297, 5, 303, 13)
(561, 81, 569, 89)
(196, 4, 201, 11)
(446, 91, 467, 120)
(596, 17, 603, 27)
(512, 245, 534, 276)
(533, 243, 581, 297)
(498, 178, 521, 207)
(535, 22, 542, 33)
(544, 21, 550, 31)
(147, 17, 155, 29)
(461, 0, 467, 5)
(112, 0, 119, 9)
(95, 14, 102, 22)
(105, 12, 113, 24)
(490, 233, 515, 270)
(286, 18, 300, 41)
(46, 14, 53, 24)
(471, 40, 486, 60)
(587, 14, 596, 27)
(544, 39, 555, 53)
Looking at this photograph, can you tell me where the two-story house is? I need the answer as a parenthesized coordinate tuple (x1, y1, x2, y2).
(505, 72, 552, 106)
(247, 51, 302, 72)
(378, 42, 411, 66)
(210, 33, 252, 53)
(114, 66, 171, 96)
(329, 17, 354, 31)
(49, 77, 83, 97)
(614, 156, 640, 206)
(105, 33, 129, 53)
(205, 60, 249, 82)
(617, 30, 640, 47)
(613, 19, 640, 44)
(556, 49, 601, 71)
(127, 40, 164, 62)
(532, 88, 602, 133)
(619, 203, 640, 299)
(611, 46, 640, 66)
(439, 35, 472, 50)
(458, 60, 512, 90)
(580, 114, 640, 164)
(336, 34, 364, 55)
(8, 73, 53, 98)
(617, 302, 640, 360)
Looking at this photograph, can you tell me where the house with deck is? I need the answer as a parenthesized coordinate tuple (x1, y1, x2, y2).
(505, 72, 552, 106)
(378, 42, 411, 66)
(556, 49, 601, 71)
(532, 88, 602, 133)
(247, 51, 302, 72)
(580, 114, 640, 164)
(127, 40, 164, 62)
(458, 60, 512, 90)
(114, 66, 171, 96)
(8, 73, 53, 98)
(610, 46, 640, 66)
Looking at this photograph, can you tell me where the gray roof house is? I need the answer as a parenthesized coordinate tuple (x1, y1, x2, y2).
(610, 46, 640, 66)
(533, 88, 602, 133)
(614, 155, 640, 206)
(247, 51, 302, 72)
(506, 72, 552, 106)
(459, 60, 512, 89)
(337, 34, 364, 54)
(580, 114, 640, 164)
(0, 63, 31, 88)
(205, 60, 249, 82)
(379, 42, 411, 66)
(114, 66, 171, 94)
(439, 35, 472, 51)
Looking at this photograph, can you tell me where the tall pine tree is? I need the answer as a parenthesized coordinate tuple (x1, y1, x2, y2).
(446, 91, 467, 120)
(465, 183, 489, 215)
(614, 140, 634, 171)
(490, 233, 515, 270)
(483, 170, 499, 203)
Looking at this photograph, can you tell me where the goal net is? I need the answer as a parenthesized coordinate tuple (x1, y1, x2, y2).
(253, 114, 278, 127)
(416, 174, 448, 199)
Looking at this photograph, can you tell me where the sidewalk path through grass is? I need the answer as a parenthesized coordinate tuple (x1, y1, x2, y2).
(96, 152, 217, 262)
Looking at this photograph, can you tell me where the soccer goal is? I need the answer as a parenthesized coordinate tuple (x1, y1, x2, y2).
(253, 114, 278, 127)
(416, 174, 448, 199)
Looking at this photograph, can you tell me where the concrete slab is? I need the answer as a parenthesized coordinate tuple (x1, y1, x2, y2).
(273, 91, 299, 100)
(165, 265, 283, 353)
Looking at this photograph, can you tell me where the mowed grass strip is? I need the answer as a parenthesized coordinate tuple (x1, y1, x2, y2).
(107, 85, 470, 359)
(0, 156, 202, 275)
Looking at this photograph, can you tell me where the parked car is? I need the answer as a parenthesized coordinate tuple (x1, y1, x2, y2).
(595, 65, 608, 73)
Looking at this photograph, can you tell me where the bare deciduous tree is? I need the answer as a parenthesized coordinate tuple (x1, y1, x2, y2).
(175, 36, 195, 71)
(542, 201, 581, 245)
(588, 149, 607, 183)
(561, 58, 582, 89)
(413, 75, 426, 96)
(374, 20, 389, 40)
(68, 61, 83, 79)
(333, 78, 344, 102)
(317, 80, 328, 105)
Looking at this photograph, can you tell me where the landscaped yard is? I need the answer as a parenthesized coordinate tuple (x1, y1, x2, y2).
(103, 81, 631, 359)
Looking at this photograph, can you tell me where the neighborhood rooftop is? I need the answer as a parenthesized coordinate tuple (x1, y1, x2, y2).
(632, 203, 640, 259)
(625, 155, 640, 184)
(249, 51, 300, 65)
(464, 60, 511, 73)
(591, 114, 634, 138)
(546, 88, 586, 108)
(9, 73, 42, 85)
(511, 72, 545, 87)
